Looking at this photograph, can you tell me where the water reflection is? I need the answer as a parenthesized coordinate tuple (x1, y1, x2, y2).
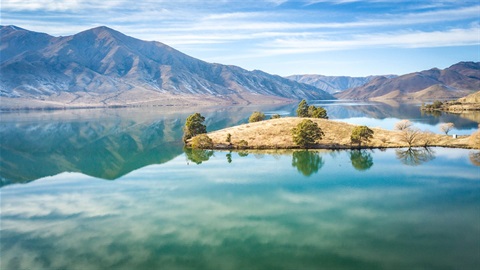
(469, 151, 480, 166)
(349, 150, 374, 171)
(291, 151, 325, 176)
(395, 148, 436, 166)
(185, 148, 214, 165)
(1, 148, 479, 270)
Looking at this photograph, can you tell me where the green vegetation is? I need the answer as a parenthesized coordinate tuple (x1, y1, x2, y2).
(350, 126, 374, 146)
(190, 134, 214, 149)
(183, 113, 207, 143)
(237, 139, 249, 149)
(291, 119, 324, 148)
(296, 100, 309, 117)
(249, 111, 266, 123)
(421, 100, 444, 111)
(296, 99, 328, 119)
(226, 133, 232, 144)
(271, 114, 281, 119)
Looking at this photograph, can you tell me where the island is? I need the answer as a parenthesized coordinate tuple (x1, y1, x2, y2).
(422, 91, 480, 112)
(187, 117, 479, 150)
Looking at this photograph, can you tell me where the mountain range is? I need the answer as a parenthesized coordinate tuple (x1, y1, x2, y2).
(335, 62, 479, 100)
(1, 25, 478, 108)
(286, 74, 397, 94)
(0, 25, 332, 109)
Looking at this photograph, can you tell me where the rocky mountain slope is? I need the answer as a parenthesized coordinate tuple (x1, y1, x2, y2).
(336, 62, 480, 100)
(0, 25, 333, 109)
(286, 74, 396, 94)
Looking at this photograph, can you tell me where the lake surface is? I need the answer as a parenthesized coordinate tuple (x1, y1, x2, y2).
(1, 102, 479, 270)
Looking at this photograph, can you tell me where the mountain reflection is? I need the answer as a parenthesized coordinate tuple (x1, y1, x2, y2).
(395, 148, 436, 166)
(291, 151, 325, 176)
(349, 150, 374, 171)
(1, 105, 293, 186)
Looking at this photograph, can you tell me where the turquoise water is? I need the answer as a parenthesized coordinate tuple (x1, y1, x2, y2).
(1, 105, 480, 270)
(1, 148, 479, 269)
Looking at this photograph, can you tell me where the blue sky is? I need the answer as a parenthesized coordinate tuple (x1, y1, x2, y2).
(1, 0, 479, 76)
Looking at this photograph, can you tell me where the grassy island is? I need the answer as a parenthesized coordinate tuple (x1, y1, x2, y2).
(421, 91, 480, 113)
(188, 117, 479, 150)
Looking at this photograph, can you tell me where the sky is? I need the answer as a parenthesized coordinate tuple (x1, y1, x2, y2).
(1, 0, 479, 76)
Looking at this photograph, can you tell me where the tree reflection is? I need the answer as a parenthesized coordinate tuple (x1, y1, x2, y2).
(226, 152, 232, 163)
(184, 147, 214, 165)
(349, 150, 374, 171)
(291, 151, 324, 177)
(469, 151, 480, 167)
(395, 148, 435, 166)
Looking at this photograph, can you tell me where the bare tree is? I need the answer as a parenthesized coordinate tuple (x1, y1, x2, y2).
(394, 120, 413, 131)
(395, 120, 421, 148)
(439, 123, 454, 135)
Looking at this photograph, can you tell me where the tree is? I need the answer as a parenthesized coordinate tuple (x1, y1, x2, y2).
(190, 134, 214, 149)
(439, 122, 454, 135)
(292, 119, 324, 148)
(271, 114, 281, 119)
(183, 113, 207, 143)
(296, 99, 309, 117)
(350, 126, 374, 146)
(308, 105, 328, 119)
(394, 120, 412, 131)
(249, 111, 266, 123)
(397, 126, 421, 148)
(226, 133, 232, 144)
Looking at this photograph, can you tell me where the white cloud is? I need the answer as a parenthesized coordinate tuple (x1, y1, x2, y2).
(257, 27, 480, 55)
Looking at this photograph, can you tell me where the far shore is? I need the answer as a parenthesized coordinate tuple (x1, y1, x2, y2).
(191, 117, 479, 150)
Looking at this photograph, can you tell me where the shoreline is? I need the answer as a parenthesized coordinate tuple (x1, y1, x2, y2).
(190, 117, 479, 150)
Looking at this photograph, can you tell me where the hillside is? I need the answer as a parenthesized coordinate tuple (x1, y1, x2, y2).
(202, 118, 477, 150)
(0, 25, 333, 109)
(286, 74, 396, 94)
(336, 62, 480, 100)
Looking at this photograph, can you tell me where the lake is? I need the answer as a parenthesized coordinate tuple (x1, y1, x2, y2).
(1, 101, 479, 270)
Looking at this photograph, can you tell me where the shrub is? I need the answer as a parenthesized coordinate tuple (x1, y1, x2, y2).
(271, 114, 281, 119)
(249, 111, 266, 123)
(292, 119, 324, 148)
(237, 139, 249, 149)
(350, 126, 374, 146)
(190, 134, 214, 149)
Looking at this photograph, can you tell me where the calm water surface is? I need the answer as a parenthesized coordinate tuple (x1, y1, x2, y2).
(1, 103, 479, 270)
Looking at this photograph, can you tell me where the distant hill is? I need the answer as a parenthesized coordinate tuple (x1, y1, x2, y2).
(286, 74, 396, 94)
(0, 25, 333, 109)
(336, 62, 480, 100)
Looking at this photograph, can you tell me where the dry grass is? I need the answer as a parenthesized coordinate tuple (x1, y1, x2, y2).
(204, 117, 479, 150)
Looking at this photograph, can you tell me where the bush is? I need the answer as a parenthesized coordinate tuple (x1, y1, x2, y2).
(271, 114, 281, 119)
(350, 126, 374, 146)
(237, 139, 249, 149)
(249, 111, 266, 123)
(292, 119, 324, 148)
(190, 134, 214, 149)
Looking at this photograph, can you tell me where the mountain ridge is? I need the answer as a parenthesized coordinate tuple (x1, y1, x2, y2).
(336, 62, 480, 100)
(0, 25, 333, 109)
